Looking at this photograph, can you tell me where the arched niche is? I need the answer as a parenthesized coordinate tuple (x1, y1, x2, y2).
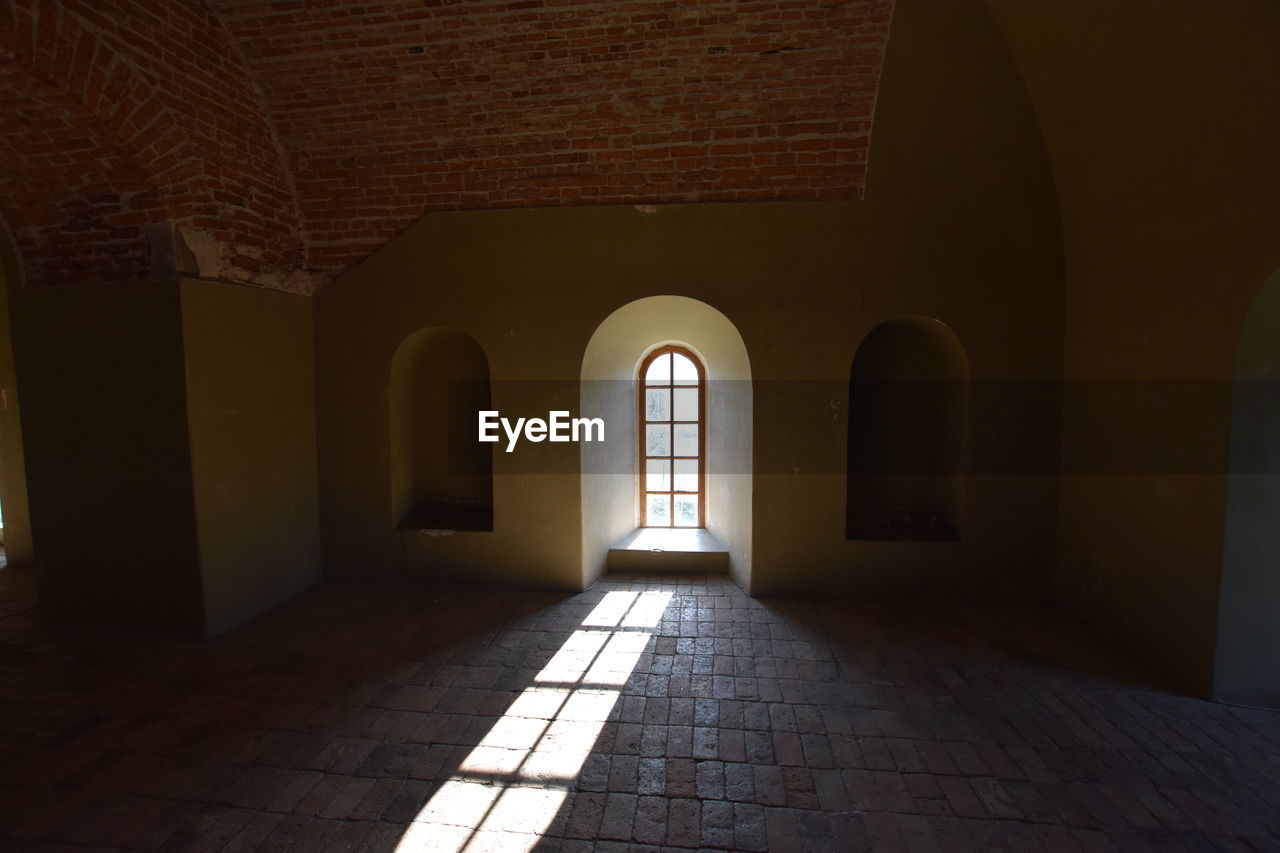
(846, 316, 969, 542)
(0, 222, 33, 565)
(389, 328, 493, 532)
(1216, 266, 1280, 708)
(580, 296, 752, 588)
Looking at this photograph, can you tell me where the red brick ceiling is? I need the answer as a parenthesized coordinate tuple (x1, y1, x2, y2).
(0, 59, 161, 285)
(4, 1, 895, 290)
(2, 0, 307, 289)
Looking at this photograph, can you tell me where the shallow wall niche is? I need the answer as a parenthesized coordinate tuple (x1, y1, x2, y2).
(390, 328, 493, 531)
(1216, 266, 1280, 709)
(0, 225, 33, 565)
(846, 317, 969, 541)
(580, 296, 752, 588)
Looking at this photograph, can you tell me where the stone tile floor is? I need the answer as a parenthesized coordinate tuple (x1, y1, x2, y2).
(0, 566, 1278, 852)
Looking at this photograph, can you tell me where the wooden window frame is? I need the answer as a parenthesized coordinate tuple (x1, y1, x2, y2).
(638, 344, 706, 528)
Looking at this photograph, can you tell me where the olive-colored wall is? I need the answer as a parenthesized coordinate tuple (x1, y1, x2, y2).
(7, 0, 1272, 707)
(6, 275, 321, 637)
(1218, 267, 1280, 707)
(14, 280, 205, 635)
(846, 318, 969, 541)
(389, 329, 493, 529)
(180, 279, 321, 636)
(0, 235, 33, 566)
(986, 0, 1280, 696)
(747, 0, 1062, 598)
(313, 0, 1064, 597)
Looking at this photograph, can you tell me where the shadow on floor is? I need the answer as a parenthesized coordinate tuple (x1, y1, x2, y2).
(0, 572, 1275, 851)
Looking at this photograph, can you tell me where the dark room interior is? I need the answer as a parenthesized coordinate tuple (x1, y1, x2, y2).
(1, 1, 1279, 850)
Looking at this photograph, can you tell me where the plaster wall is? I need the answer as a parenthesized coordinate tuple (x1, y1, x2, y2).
(985, 0, 1280, 695)
(0, 237, 33, 565)
(746, 0, 1062, 598)
(180, 278, 322, 636)
(846, 317, 969, 541)
(1216, 267, 1280, 707)
(14, 280, 205, 634)
(389, 329, 494, 529)
(5, 273, 322, 636)
(313, 0, 1063, 598)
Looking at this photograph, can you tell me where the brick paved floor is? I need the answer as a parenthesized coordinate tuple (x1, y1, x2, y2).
(0, 567, 1278, 851)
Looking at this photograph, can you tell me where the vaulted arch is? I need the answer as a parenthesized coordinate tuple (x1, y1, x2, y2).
(0, 17, 174, 284)
(2, 0, 308, 289)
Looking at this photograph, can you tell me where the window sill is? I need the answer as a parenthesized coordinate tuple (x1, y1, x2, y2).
(607, 527, 729, 573)
(615, 527, 724, 553)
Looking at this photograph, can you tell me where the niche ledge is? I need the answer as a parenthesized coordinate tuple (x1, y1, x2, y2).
(397, 503, 493, 534)
(846, 511, 958, 543)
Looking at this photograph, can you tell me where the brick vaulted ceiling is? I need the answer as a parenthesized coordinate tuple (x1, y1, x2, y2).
(2, 0, 309, 289)
(4, 0, 895, 291)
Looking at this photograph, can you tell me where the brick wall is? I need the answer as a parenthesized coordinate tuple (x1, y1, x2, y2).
(214, 0, 895, 276)
(2, 0, 308, 290)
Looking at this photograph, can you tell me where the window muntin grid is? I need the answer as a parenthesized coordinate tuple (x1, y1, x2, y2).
(639, 345, 705, 528)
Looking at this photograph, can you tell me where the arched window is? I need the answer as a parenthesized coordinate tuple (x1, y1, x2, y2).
(639, 345, 705, 528)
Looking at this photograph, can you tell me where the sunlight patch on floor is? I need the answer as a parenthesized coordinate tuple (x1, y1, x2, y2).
(396, 589, 673, 853)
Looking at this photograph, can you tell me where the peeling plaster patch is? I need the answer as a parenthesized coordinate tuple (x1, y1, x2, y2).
(246, 264, 314, 295)
(175, 224, 226, 280)
(169, 223, 316, 294)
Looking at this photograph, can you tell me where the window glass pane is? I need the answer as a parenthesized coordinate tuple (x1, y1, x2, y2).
(640, 347, 703, 529)
(647, 494, 671, 526)
(672, 353, 698, 385)
(646, 424, 671, 457)
(674, 495, 699, 527)
(674, 459, 698, 492)
(673, 423, 698, 457)
(645, 388, 670, 422)
(672, 387, 698, 421)
(645, 353, 671, 385)
(646, 459, 671, 491)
